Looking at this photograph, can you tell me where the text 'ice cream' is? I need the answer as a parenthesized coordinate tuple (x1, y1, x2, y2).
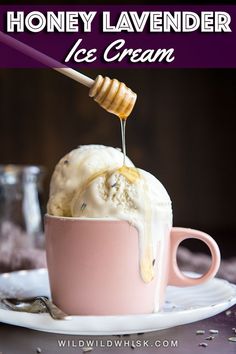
(47, 145, 172, 283)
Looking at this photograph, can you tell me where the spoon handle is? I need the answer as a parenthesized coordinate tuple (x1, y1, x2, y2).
(1, 296, 71, 320)
(36, 296, 71, 320)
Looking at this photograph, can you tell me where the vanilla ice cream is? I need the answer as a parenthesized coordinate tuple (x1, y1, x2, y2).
(47, 145, 172, 283)
(47, 145, 134, 217)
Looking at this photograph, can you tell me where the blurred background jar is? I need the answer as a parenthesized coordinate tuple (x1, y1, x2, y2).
(0, 165, 45, 251)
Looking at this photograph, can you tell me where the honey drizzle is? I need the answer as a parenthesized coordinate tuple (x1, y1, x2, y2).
(60, 72, 156, 282)
(118, 115, 154, 283)
(120, 118, 127, 166)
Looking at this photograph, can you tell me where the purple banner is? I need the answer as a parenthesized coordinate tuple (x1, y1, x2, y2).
(0, 5, 235, 68)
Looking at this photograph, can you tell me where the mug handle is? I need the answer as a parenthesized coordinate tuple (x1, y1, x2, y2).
(168, 227, 221, 286)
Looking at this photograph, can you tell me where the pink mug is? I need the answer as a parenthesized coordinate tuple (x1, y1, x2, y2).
(45, 215, 221, 315)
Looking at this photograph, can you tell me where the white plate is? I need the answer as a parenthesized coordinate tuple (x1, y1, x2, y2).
(0, 269, 235, 335)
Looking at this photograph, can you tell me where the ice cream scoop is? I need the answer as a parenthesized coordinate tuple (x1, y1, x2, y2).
(47, 145, 134, 217)
(47, 145, 172, 283)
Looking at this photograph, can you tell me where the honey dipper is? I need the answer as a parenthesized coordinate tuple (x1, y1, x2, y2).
(0, 32, 137, 119)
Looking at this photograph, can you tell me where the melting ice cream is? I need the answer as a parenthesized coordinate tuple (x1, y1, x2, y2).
(47, 144, 172, 283)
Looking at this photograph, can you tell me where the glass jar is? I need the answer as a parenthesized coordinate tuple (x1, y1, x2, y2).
(0, 165, 45, 249)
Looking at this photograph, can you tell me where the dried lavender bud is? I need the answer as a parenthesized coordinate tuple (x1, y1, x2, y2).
(199, 342, 208, 347)
(205, 336, 214, 340)
(81, 203, 87, 211)
(36, 348, 42, 353)
(152, 259, 156, 266)
(209, 329, 219, 334)
(228, 337, 236, 342)
(196, 330, 205, 335)
(111, 183, 117, 187)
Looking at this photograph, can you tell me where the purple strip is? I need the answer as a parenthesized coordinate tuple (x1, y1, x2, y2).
(0, 5, 235, 68)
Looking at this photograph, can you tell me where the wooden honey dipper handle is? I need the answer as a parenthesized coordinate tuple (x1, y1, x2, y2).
(0, 31, 137, 118)
(0, 31, 94, 88)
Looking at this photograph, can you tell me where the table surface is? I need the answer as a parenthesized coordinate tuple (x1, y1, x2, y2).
(0, 305, 236, 354)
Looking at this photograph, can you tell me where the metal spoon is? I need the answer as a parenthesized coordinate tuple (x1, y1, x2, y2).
(1, 296, 71, 320)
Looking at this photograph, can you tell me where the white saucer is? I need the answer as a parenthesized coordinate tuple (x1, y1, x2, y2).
(0, 269, 235, 335)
